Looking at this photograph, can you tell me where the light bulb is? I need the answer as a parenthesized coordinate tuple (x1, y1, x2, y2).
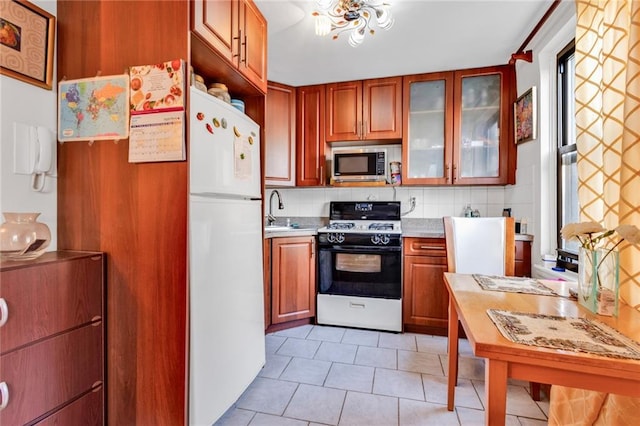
(315, 15, 332, 36)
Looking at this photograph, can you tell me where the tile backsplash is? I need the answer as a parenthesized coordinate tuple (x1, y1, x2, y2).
(266, 185, 507, 220)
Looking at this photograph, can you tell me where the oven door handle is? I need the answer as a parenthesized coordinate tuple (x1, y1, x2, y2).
(319, 246, 401, 253)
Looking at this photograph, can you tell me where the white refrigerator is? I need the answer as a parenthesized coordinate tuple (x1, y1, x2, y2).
(188, 87, 265, 425)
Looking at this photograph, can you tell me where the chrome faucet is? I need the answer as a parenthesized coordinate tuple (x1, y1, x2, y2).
(267, 190, 284, 226)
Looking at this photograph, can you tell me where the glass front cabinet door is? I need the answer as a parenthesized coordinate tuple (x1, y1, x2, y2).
(403, 65, 515, 185)
(402, 72, 453, 185)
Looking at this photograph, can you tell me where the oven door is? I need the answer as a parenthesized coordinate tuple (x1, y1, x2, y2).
(318, 245, 402, 299)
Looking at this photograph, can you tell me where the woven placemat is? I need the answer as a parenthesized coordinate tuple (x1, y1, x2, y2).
(473, 274, 558, 296)
(487, 309, 640, 360)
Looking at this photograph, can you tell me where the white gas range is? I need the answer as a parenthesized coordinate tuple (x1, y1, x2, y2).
(316, 201, 403, 332)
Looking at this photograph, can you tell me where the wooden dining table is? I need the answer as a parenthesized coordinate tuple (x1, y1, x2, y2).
(444, 272, 640, 426)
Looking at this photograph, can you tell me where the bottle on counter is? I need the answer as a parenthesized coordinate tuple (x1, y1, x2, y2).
(462, 204, 472, 217)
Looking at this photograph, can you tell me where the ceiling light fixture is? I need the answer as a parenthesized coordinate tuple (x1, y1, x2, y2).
(313, 0, 394, 47)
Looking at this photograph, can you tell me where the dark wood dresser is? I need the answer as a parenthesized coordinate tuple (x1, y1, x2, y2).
(0, 251, 105, 425)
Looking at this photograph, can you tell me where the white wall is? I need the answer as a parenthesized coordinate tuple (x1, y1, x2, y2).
(0, 0, 57, 250)
(505, 1, 576, 266)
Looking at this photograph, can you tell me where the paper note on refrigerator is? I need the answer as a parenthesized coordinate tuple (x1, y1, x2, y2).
(234, 135, 252, 180)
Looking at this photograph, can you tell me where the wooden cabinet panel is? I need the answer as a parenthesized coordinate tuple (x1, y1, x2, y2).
(296, 85, 327, 186)
(239, 0, 268, 93)
(403, 238, 448, 334)
(192, 0, 267, 93)
(266, 82, 296, 186)
(514, 240, 532, 277)
(34, 386, 104, 426)
(271, 236, 316, 323)
(326, 81, 362, 141)
(0, 254, 103, 354)
(192, 0, 235, 63)
(0, 323, 103, 426)
(363, 77, 403, 139)
(326, 77, 402, 142)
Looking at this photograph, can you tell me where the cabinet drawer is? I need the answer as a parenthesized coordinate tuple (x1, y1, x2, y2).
(0, 254, 103, 354)
(0, 323, 103, 426)
(34, 385, 103, 426)
(404, 238, 446, 257)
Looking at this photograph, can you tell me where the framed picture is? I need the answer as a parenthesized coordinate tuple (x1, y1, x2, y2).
(0, 0, 55, 90)
(514, 86, 536, 144)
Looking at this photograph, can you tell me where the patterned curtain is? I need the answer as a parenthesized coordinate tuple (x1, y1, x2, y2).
(549, 2, 640, 424)
(575, 0, 640, 310)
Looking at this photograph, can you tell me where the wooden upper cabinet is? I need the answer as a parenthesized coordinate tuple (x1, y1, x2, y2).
(192, 0, 267, 93)
(402, 65, 516, 185)
(238, 0, 267, 93)
(296, 84, 327, 186)
(326, 76, 402, 142)
(265, 82, 296, 186)
(363, 77, 403, 140)
(192, 0, 236, 63)
(452, 65, 515, 185)
(326, 80, 362, 141)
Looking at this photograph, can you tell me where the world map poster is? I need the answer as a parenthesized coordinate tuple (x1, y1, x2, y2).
(58, 75, 129, 142)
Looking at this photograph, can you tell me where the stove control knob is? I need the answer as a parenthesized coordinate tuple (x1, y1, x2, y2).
(327, 233, 336, 243)
(371, 234, 380, 244)
(380, 234, 390, 245)
(336, 233, 345, 243)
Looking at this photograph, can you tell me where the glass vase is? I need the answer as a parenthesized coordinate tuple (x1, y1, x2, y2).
(578, 247, 619, 316)
(0, 212, 51, 261)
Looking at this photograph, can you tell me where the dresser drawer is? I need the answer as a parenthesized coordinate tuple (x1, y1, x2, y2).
(34, 385, 103, 426)
(404, 237, 446, 257)
(0, 254, 104, 354)
(0, 322, 103, 426)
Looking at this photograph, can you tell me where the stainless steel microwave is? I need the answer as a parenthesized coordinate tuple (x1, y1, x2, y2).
(332, 148, 387, 182)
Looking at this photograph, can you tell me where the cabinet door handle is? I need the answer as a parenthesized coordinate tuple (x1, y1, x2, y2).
(241, 31, 248, 65)
(233, 30, 242, 59)
(0, 298, 7, 327)
(445, 164, 450, 182)
(452, 164, 457, 182)
(0, 381, 8, 411)
(362, 120, 367, 139)
(419, 246, 442, 250)
(349, 302, 365, 309)
(319, 165, 324, 186)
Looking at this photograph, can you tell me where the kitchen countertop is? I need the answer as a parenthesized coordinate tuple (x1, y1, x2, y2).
(264, 217, 534, 241)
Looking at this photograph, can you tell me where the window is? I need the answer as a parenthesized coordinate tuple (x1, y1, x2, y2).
(557, 41, 579, 252)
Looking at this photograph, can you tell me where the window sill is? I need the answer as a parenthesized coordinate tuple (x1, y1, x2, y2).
(532, 262, 578, 281)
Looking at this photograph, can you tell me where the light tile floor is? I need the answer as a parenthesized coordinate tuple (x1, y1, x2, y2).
(215, 324, 550, 426)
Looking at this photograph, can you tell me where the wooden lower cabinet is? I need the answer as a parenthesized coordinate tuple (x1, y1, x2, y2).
(270, 236, 316, 324)
(264, 238, 272, 330)
(0, 251, 104, 425)
(403, 238, 449, 335)
(515, 239, 532, 277)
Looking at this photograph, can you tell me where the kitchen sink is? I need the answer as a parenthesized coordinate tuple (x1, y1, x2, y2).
(264, 225, 292, 232)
